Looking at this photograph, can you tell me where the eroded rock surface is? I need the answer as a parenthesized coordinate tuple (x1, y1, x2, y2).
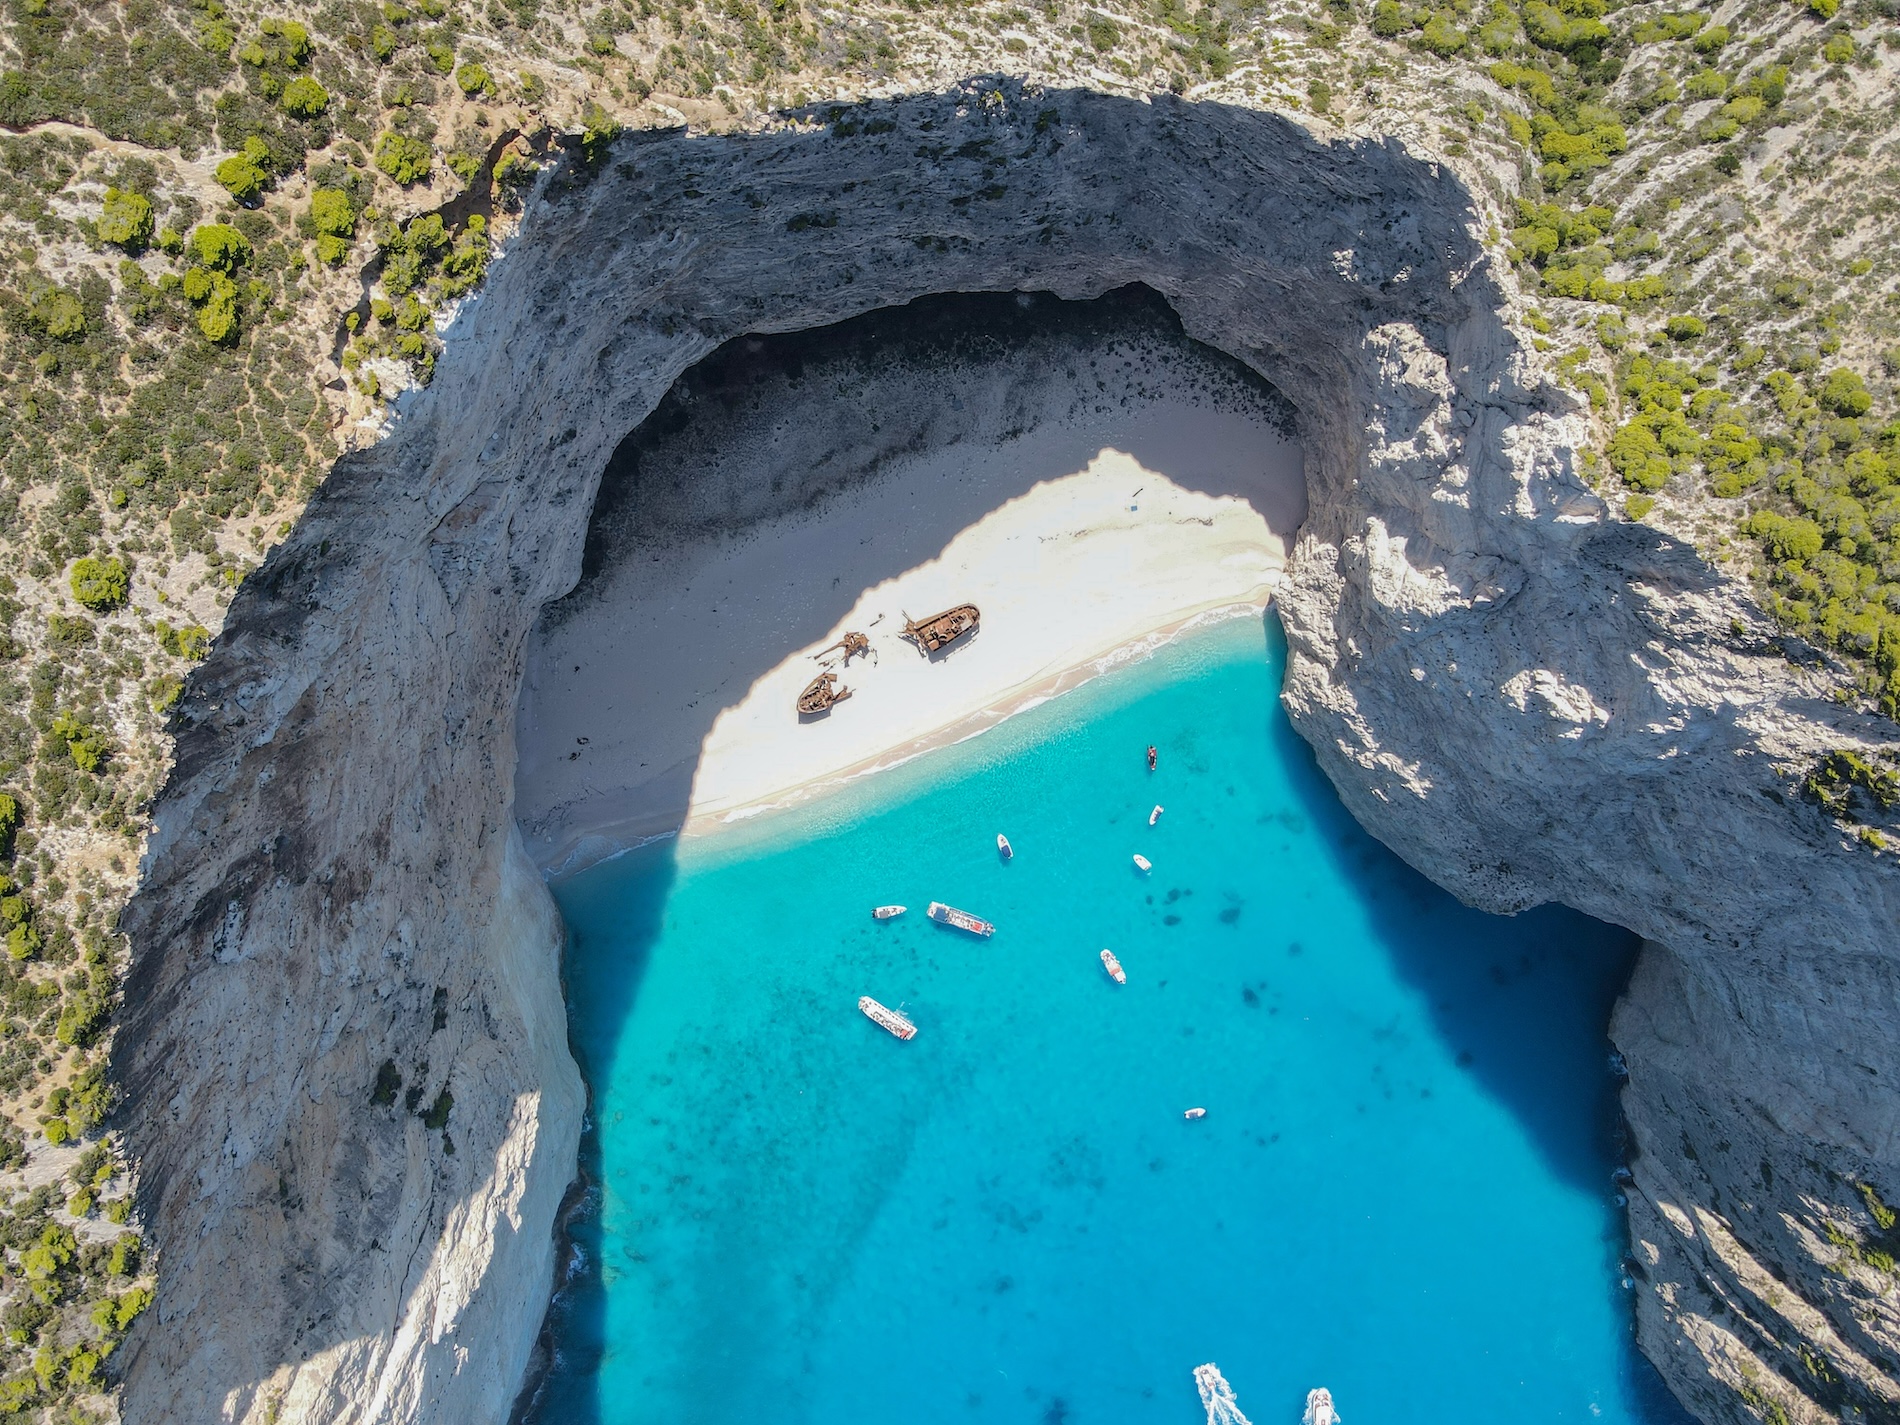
(115, 84, 1898, 1424)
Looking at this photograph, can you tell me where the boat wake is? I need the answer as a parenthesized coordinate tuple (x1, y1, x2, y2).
(1193, 1364, 1253, 1425)
(1192, 1365, 1338, 1425)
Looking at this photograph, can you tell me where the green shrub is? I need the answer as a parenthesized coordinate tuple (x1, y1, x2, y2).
(1370, 0, 1407, 36)
(1684, 69, 1727, 99)
(97, 189, 154, 252)
(370, 1059, 402, 1106)
(1631, 10, 1705, 43)
(1744, 511, 1825, 562)
(425, 37, 455, 73)
(1821, 369, 1873, 417)
(1419, 13, 1466, 55)
(310, 188, 355, 238)
(1805, 749, 1900, 816)
(1691, 23, 1729, 53)
(1809, 0, 1839, 16)
(1522, 0, 1609, 52)
(0, 795, 18, 858)
(1665, 315, 1706, 341)
(156, 621, 212, 660)
(1609, 421, 1672, 490)
(50, 715, 108, 773)
(421, 1087, 453, 1129)
(214, 138, 274, 202)
(258, 16, 312, 66)
(374, 132, 433, 185)
(454, 62, 494, 97)
(579, 101, 621, 167)
(1084, 12, 1120, 49)
(190, 223, 252, 273)
(28, 288, 85, 340)
(281, 75, 330, 117)
(68, 557, 128, 612)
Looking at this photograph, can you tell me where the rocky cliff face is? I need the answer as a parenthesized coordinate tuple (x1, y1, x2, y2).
(114, 83, 1898, 1424)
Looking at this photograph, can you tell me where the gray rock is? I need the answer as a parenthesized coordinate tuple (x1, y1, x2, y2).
(115, 84, 1899, 1425)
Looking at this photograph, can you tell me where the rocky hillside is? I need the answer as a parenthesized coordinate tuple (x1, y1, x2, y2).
(0, 0, 1895, 1420)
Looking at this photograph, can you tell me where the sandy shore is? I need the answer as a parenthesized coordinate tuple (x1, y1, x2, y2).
(513, 300, 1304, 873)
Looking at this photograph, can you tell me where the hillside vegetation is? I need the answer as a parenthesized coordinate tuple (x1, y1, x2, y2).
(0, 0, 1893, 1416)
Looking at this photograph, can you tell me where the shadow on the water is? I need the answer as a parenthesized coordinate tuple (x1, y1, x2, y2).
(512, 841, 679, 1425)
(513, 281, 1309, 1423)
(1255, 610, 1697, 1425)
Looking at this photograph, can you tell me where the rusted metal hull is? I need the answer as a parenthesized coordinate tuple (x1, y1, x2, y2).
(797, 671, 852, 715)
(903, 604, 980, 653)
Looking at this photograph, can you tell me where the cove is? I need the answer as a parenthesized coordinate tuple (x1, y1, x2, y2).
(528, 615, 1694, 1425)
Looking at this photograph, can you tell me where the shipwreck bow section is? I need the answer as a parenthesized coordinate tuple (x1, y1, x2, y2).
(111, 83, 1899, 1425)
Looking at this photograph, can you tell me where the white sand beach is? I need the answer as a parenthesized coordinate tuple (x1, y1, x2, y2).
(513, 309, 1305, 872)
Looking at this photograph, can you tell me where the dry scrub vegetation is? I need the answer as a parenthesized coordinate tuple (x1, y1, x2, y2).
(0, 0, 1892, 1415)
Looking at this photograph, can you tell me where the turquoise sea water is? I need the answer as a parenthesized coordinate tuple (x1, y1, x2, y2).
(531, 615, 1693, 1425)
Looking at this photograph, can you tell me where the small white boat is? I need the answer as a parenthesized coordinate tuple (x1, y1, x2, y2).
(1149, 804, 1163, 826)
(872, 905, 906, 920)
(1100, 949, 1127, 984)
(1183, 1106, 1206, 1120)
(1302, 1387, 1340, 1425)
(1132, 854, 1152, 873)
(859, 995, 917, 1040)
(1193, 1364, 1253, 1425)
(997, 833, 1012, 859)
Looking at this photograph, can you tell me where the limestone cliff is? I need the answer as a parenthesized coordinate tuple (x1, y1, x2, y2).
(114, 84, 1898, 1424)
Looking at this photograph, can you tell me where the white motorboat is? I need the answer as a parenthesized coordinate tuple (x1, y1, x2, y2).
(997, 833, 1012, 859)
(927, 901, 995, 936)
(1100, 948, 1127, 984)
(1303, 1387, 1340, 1425)
(1149, 804, 1164, 826)
(872, 905, 906, 920)
(1183, 1106, 1206, 1120)
(858, 996, 917, 1040)
(1133, 854, 1152, 873)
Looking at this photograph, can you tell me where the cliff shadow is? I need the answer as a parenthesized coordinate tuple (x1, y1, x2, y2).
(1256, 610, 1696, 1422)
(512, 283, 1308, 1422)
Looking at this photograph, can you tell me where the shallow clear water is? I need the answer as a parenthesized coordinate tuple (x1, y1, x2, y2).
(533, 616, 1693, 1425)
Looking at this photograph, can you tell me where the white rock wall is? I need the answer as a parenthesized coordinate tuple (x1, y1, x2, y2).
(114, 84, 1898, 1424)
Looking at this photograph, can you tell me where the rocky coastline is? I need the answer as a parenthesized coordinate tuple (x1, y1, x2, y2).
(113, 84, 1898, 1425)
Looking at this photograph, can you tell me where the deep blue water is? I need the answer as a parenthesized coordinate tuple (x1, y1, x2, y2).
(531, 615, 1693, 1425)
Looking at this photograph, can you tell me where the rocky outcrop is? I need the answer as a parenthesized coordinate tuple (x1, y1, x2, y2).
(114, 82, 1897, 1423)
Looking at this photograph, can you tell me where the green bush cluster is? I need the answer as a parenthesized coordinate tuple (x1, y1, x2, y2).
(48, 716, 108, 776)
(345, 209, 493, 387)
(1509, 199, 1667, 306)
(1677, 362, 1900, 709)
(0, 1168, 151, 1404)
(215, 136, 278, 204)
(374, 132, 433, 186)
(154, 621, 211, 661)
(1804, 750, 1900, 823)
(96, 189, 154, 253)
(68, 557, 128, 613)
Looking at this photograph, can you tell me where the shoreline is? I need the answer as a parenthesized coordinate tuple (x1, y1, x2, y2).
(541, 597, 1274, 879)
(687, 598, 1273, 833)
(513, 302, 1305, 880)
